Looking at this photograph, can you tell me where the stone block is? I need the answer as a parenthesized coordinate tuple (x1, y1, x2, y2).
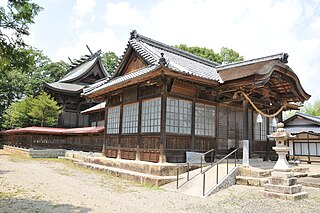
(268, 177, 297, 186)
(236, 176, 268, 186)
(264, 183, 302, 194)
(262, 190, 308, 201)
(271, 171, 294, 178)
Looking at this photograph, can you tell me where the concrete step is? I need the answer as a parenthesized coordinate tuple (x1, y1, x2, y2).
(236, 176, 268, 187)
(75, 161, 176, 186)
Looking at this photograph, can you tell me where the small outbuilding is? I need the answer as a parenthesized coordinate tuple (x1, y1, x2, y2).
(285, 112, 320, 163)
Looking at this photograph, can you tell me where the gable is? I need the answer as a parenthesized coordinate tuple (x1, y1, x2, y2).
(78, 63, 106, 84)
(123, 54, 148, 75)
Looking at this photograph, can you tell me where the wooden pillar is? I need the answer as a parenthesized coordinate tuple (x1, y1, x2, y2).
(243, 101, 249, 140)
(266, 117, 270, 161)
(159, 78, 167, 163)
(215, 105, 219, 151)
(117, 103, 123, 159)
(136, 100, 142, 161)
(102, 98, 108, 156)
(191, 98, 196, 151)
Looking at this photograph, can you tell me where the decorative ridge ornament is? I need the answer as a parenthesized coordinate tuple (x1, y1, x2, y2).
(130, 29, 138, 40)
(159, 53, 168, 66)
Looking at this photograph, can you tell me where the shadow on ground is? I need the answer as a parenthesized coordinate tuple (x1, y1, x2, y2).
(0, 197, 91, 213)
(0, 170, 12, 175)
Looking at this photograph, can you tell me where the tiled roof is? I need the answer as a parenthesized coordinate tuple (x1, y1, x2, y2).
(285, 126, 320, 135)
(129, 32, 222, 82)
(59, 57, 98, 83)
(81, 102, 106, 114)
(83, 30, 223, 96)
(216, 53, 288, 70)
(284, 112, 320, 125)
(83, 65, 159, 95)
(45, 82, 85, 93)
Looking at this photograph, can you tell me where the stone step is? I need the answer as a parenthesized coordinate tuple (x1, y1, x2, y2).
(262, 190, 308, 201)
(298, 177, 320, 188)
(238, 166, 271, 178)
(293, 172, 308, 178)
(307, 173, 320, 178)
(75, 161, 176, 186)
(236, 176, 268, 187)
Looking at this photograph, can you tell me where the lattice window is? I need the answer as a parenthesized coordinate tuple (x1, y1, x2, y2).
(166, 98, 192, 134)
(107, 106, 120, 134)
(141, 98, 161, 133)
(195, 103, 215, 136)
(122, 102, 138, 134)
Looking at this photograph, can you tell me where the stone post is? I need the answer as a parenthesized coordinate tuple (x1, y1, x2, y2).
(242, 140, 249, 167)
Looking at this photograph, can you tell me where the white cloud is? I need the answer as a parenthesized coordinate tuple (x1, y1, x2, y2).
(73, 0, 96, 17)
(56, 28, 124, 61)
(147, 0, 320, 101)
(70, 0, 96, 29)
(105, 2, 146, 26)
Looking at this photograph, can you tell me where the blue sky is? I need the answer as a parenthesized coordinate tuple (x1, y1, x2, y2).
(3, 0, 320, 102)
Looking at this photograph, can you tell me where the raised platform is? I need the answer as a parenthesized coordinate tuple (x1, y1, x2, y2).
(62, 150, 179, 186)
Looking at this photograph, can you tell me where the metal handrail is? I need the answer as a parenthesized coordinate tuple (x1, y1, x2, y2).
(202, 148, 239, 196)
(176, 148, 215, 189)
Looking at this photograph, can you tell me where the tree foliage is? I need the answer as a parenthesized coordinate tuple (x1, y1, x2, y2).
(0, 47, 68, 127)
(301, 100, 320, 116)
(0, 0, 42, 70)
(175, 44, 244, 64)
(282, 100, 320, 120)
(101, 51, 119, 76)
(2, 92, 61, 129)
(220, 47, 244, 64)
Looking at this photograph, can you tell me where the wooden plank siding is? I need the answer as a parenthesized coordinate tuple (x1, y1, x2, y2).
(2, 134, 103, 152)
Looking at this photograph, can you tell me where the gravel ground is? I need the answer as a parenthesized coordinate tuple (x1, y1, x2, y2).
(1, 150, 320, 213)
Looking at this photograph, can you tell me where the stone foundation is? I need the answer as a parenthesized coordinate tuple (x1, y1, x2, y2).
(65, 150, 180, 176)
(263, 171, 308, 200)
(3, 145, 65, 158)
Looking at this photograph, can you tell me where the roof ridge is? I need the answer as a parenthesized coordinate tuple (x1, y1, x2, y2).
(216, 53, 288, 71)
(131, 30, 220, 67)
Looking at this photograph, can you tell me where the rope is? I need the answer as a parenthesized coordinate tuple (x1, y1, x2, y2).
(234, 91, 286, 118)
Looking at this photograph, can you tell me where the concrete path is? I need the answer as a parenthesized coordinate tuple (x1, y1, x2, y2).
(161, 161, 239, 197)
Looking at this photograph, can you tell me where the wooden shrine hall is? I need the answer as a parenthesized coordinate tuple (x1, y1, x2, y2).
(82, 30, 310, 163)
(44, 50, 109, 128)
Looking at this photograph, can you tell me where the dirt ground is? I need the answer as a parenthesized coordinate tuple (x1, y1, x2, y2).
(1, 150, 320, 213)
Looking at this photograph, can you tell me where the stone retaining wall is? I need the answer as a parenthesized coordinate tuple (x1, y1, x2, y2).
(65, 150, 180, 176)
(3, 145, 65, 158)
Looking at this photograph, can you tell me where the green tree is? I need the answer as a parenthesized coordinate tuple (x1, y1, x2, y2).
(220, 47, 244, 64)
(175, 44, 244, 64)
(0, 0, 43, 128)
(175, 44, 222, 63)
(0, 0, 42, 71)
(301, 100, 320, 116)
(101, 51, 119, 76)
(2, 92, 61, 129)
(2, 96, 33, 129)
(28, 92, 62, 127)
